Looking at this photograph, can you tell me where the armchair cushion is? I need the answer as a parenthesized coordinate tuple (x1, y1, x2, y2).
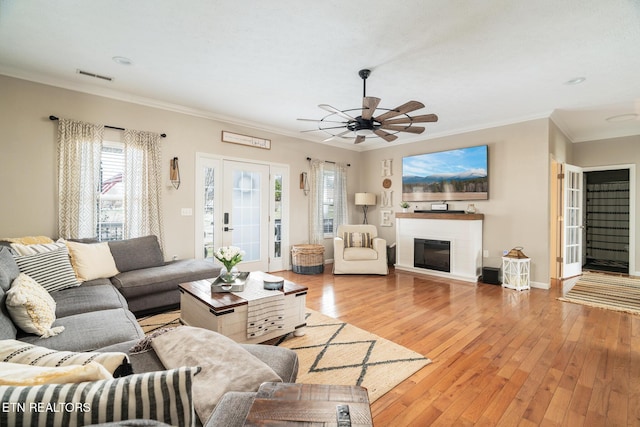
(344, 247, 379, 261)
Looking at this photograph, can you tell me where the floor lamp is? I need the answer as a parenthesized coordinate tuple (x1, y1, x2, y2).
(355, 193, 376, 224)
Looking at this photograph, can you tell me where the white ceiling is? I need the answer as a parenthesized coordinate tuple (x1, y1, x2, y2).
(1, 0, 639, 150)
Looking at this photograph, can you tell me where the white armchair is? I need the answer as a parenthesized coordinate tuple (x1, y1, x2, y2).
(333, 224, 388, 275)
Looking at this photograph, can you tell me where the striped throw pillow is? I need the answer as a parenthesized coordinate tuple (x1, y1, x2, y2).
(0, 366, 200, 427)
(13, 247, 79, 292)
(10, 242, 66, 256)
(0, 339, 132, 377)
(343, 232, 373, 248)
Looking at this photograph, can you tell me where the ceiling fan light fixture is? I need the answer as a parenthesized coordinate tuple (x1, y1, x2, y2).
(355, 128, 375, 136)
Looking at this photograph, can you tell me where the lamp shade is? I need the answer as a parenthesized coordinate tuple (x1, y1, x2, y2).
(355, 192, 376, 206)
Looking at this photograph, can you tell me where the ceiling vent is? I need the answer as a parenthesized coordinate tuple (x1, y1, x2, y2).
(76, 69, 114, 82)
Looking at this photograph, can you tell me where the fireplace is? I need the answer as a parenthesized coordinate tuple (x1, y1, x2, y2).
(414, 239, 451, 272)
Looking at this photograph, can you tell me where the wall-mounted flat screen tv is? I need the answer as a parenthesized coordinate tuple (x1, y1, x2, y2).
(402, 145, 488, 201)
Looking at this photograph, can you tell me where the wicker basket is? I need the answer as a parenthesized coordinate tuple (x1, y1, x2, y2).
(291, 244, 325, 274)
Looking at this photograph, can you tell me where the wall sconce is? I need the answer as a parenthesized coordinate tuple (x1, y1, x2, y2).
(300, 172, 309, 196)
(355, 192, 376, 224)
(170, 157, 180, 189)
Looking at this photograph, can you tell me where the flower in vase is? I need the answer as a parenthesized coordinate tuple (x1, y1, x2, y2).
(213, 246, 245, 271)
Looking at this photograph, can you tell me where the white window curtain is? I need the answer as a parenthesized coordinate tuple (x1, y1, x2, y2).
(123, 129, 165, 249)
(56, 119, 104, 239)
(308, 159, 348, 244)
(333, 162, 348, 233)
(308, 159, 325, 244)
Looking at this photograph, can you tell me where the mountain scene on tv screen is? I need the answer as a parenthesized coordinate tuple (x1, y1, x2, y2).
(402, 146, 488, 201)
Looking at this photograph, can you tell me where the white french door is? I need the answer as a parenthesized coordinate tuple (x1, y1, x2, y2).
(562, 163, 584, 278)
(222, 160, 269, 271)
(195, 154, 288, 273)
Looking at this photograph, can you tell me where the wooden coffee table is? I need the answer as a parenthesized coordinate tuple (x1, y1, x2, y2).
(178, 272, 307, 344)
(243, 382, 373, 426)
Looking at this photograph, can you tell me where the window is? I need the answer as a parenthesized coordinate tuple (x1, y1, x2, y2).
(322, 168, 335, 236)
(97, 142, 124, 241)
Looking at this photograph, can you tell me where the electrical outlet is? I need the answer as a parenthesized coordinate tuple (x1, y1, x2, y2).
(483, 250, 489, 258)
(181, 208, 193, 216)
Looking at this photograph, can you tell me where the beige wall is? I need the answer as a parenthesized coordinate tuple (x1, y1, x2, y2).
(360, 119, 552, 286)
(4, 74, 637, 281)
(0, 75, 362, 261)
(572, 135, 640, 275)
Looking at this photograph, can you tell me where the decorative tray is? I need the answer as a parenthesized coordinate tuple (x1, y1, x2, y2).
(209, 272, 249, 293)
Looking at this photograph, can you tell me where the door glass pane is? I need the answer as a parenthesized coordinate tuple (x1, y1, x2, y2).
(233, 170, 261, 262)
(203, 167, 215, 259)
(274, 174, 282, 259)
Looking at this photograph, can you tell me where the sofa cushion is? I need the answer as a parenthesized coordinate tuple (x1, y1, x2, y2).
(18, 308, 144, 352)
(0, 339, 132, 377)
(0, 361, 112, 385)
(205, 392, 256, 427)
(0, 366, 200, 427)
(5, 273, 65, 338)
(0, 247, 20, 339)
(13, 246, 80, 292)
(0, 247, 20, 292)
(111, 259, 218, 300)
(108, 235, 165, 272)
(51, 284, 128, 318)
(64, 240, 120, 282)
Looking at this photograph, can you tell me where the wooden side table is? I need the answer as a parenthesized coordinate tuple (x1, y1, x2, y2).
(243, 382, 373, 426)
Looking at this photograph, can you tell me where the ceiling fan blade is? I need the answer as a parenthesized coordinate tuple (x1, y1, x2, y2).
(374, 100, 425, 122)
(322, 130, 352, 142)
(380, 124, 425, 134)
(373, 129, 398, 142)
(318, 104, 356, 121)
(354, 135, 366, 144)
(361, 97, 381, 120)
(297, 118, 349, 124)
(382, 114, 438, 125)
(301, 125, 348, 133)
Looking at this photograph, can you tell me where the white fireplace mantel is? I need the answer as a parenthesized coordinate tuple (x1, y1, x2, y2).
(395, 212, 483, 283)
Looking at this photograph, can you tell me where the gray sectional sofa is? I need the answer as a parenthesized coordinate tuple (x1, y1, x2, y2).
(0, 239, 300, 426)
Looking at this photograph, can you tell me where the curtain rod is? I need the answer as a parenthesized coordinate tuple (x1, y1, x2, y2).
(306, 157, 350, 167)
(49, 116, 167, 138)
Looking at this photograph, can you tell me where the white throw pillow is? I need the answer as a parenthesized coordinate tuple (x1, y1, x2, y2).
(63, 240, 119, 282)
(0, 361, 112, 386)
(0, 339, 131, 377)
(5, 273, 65, 338)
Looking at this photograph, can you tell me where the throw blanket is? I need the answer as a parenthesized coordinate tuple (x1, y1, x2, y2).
(150, 326, 282, 424)
(234, 273, 285, 339)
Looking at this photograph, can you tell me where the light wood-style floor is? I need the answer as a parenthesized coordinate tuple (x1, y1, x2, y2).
(275, 267, 640, 426)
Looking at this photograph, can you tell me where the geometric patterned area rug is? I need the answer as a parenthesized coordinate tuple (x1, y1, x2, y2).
(271, 309, 431, 402)
(137, 308, 431, 403)
(558, 272, 640, 315)
(137, 308, 181, 334)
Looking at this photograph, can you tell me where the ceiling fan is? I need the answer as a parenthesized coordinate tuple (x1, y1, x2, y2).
(298, 69, 438, 144)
